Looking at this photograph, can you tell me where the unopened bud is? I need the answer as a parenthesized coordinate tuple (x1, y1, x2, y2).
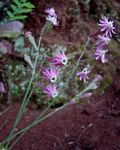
(80, 92, 92, 99)
(25, 31, 38, 51)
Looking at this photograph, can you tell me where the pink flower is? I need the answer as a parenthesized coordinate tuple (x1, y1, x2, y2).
(45, 8, 57, 17)
(43, 84, 58, 98)
(42, 67, 59, 83)
(77, 67, 90, 83)
(0, 81, 5, 93)
(46, 15, 59, 26)
(98, 17, 116, 37)
(45, 8, 59, 26)
(25, 31, 32, 38)
(95, 48, 108, 63)
(96, 35, 110, 48)
(48, 52, 68, 67)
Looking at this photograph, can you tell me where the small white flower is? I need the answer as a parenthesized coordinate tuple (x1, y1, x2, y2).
(45, 8, 59, 26)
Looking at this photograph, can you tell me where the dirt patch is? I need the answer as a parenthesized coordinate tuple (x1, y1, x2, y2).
(0, 58, 120, 150)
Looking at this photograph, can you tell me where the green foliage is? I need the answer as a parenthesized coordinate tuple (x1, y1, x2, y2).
(0, 144, 7, 150)
(7, 0, 35, 21)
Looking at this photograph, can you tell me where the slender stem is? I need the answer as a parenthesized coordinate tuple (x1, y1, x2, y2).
(8, 37, 90, 148)
(5, 25, 45, 144)
(0, 83, 88, 147)
(2, 50, 84, 146)
(7, 74, 34, 143)
(8, 76, 91, 150)
(8, 131, 26, 150)
(1, 37, 90, 148)
(0, 26, 46, 146)
(8, 103, 69, 150)
(37, 25, 46, 50)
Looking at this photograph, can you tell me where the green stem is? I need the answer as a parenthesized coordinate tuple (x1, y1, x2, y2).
(6, 25, 45, 144)
(7, 74, 34, 144)
(9, 77, 91, 150)
(8, 103, 69, 150)
(6, 52, 39, 144)
(1, 37, 90, 148)
(7, 50, 86, 148)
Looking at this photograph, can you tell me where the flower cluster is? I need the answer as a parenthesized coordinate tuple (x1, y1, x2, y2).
(35, 8, 68, 98)
(95, 16, 116, 63)
(76, 16, 116, 83)
(40, 52, 68, 98)
(45, 8, 59, 26)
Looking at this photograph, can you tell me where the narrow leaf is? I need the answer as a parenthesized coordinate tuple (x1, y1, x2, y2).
(13, 0, 21, 6)
(24, 54, 34, 69)
(9, 15, 27, 20)
(7, 11, 14, 18)
(14, 9, 32, 15)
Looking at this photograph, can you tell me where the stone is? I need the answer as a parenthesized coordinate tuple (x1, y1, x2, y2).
(0, 21, 24, 39)
(0, 40, 12, 56)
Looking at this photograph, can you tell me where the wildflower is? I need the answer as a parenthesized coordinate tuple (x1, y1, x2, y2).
(98, 16, 116, 37)
(0, 81, 5, 93)
(46, 15, 59, 26)
(45, 8, 59, 26)
(42, 67, 59, 83)
(95, 48, 108, 63)
(45, 8, 57, 17)
(48, 52, 68, 67)
(96, 35, 110, 48)
(25, 31, 32, 38)
(77, 67, 90, 83)
(43, 84, 58, 98)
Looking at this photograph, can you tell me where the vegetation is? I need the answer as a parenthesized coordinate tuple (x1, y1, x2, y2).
(7, 0, 35, 21)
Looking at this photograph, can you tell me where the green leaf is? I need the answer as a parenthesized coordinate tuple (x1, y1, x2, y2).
(14, 36, 25, 48)
(11, 4, 18, 12)
(7, 10, 14, 18)
(21, 0, 27, 2)
(9, 15, 27, 20)
(21, 3, 35, 8)
(13, 0, 21, 7)
(7, 0, 35, 21)
(24, 54, 34, 69)
(14, 8, 32, 15)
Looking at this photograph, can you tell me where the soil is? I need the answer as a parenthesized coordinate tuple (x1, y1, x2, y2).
(1, 0, 120, 150)
(0, 58, 120, 150)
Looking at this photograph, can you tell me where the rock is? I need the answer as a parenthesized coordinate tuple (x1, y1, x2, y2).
(0, 40, 12, 56)
(0, 81, 5, 93)
(0, 21, 24, 39)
